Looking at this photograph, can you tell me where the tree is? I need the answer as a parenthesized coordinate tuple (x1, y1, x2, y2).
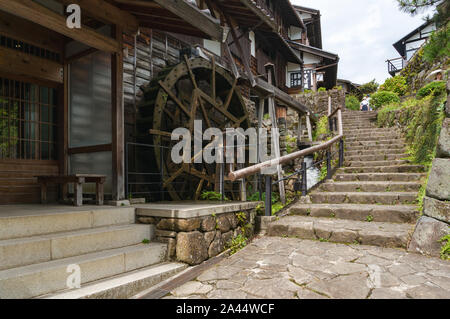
(397, 0, 449, 25)
(359, 79, 379, 96)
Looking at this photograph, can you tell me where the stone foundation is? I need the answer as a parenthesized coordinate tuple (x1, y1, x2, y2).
(137, 204, 258, 265)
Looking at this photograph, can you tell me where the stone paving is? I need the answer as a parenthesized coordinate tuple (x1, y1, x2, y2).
(164, 236, 450, 299)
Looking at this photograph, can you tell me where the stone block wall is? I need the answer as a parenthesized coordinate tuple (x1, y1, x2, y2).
(138, 209, 257, 265)
(408, 78, 450, 258)
(292, 89, 346, 118)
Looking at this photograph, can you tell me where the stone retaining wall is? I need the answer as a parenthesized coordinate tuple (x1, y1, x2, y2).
(138, 209, 257, 265)
(408, 78, 450, 258)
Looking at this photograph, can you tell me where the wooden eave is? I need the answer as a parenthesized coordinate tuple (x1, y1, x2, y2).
(113, 0, 223, 40)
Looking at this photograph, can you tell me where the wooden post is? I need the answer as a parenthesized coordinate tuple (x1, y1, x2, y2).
(96, 181, 104, 206)
(74, 181, 83, 207)
(297, 113, 303, 144)
(267, 67, 286, 205)
(40, 182, 47, 204)
(306, 113, 313, 143)
(112, 26, 125, 201)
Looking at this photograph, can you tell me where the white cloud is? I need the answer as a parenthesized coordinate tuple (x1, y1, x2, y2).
(291, 0, 433, 84)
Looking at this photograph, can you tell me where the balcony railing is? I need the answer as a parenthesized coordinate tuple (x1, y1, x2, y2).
(387, 57, 407, 76)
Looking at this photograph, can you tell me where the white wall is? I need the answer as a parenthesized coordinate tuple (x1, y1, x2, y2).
(303, 52, 322, 65)
(203, 39, 221, 56)
(249, 31, 256, 57)
(289, 26, 303, 41)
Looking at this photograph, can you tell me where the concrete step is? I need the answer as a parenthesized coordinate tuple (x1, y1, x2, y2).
(319, 181, 422, 193)
(0, 224, 152, 271)
(338, 165, 425, 174)
(289, 204, 419, 223)
(345, 149, 406, 157)
(43, 262, 187, 299)
(310, 192, 417, 205)
(345, 154, 409, 162)
(335, 172, 427, 182)
(345, 131, 401, 138)
(0, 206, 135, 240)
(267, 216, 413, 248)
(0, 243, 168, 299)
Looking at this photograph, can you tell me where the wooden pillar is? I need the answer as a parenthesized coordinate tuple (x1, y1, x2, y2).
(306, 113, 313, 143)
(297, 113, 303, 144)
(112, 26, 125, 200)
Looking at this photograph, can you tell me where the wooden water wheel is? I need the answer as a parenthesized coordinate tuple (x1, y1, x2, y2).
(137, 56, 250, 201)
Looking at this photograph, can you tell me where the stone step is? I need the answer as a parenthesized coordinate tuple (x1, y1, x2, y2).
(344, 126, 379, 130)
(310, 192, 417, 205)
(335, 172, 427, 182)
(267, 216, 413, 248)
(343, 129, 401, 135)
(343, 121, 377, 126)
(0, 206, 135, 240)
(346, 139, 406, 147)
(345, 132, 402, 138)
(347, 145, 406, 152)
(319, 181, 422, 193)
(0, 224, 152, 271)
(345, 160, 410, 167)
(43, 262, 187, 299)
(345, 149, 406, 157)
(345, 154, 409, 162)
(289, 204, 419, 223)
(0, 243, 168, 299)
(345, 135, 404, 142)
(338, 165, 425, 174)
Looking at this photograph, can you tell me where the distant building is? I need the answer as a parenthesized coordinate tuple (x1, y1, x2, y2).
(336, 79, 361, 95)
(387, 21, 437, 76)
(286, 5, 339, 93)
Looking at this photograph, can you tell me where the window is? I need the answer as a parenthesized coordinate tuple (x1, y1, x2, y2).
(0, 77, 58, 160)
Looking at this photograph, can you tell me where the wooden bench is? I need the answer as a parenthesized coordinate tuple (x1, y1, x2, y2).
(36, 175, 106, 206)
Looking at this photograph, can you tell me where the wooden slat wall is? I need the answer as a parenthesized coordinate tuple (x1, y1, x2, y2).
(0, 161, 58, 204)
(122, 29, 190, 141)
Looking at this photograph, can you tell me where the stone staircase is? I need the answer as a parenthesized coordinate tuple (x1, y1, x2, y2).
(268, 110, 426, 249)
(0, 206, 186, 299)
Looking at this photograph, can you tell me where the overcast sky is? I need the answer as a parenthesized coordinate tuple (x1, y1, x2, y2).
(291, 0, 433, 85)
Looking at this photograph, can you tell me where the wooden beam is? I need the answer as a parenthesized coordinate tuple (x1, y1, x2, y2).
(0, 47, 63, 83)
(153, 0, 223, 41)
(55, 0, 139, 33)
(0, 0, 120, 53)
(239, 0, 277, 32)
(112, 25, 125, 200)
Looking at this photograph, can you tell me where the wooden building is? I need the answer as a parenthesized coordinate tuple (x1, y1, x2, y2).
(286, 5, 339, 93)
(0, 0, 312, 205)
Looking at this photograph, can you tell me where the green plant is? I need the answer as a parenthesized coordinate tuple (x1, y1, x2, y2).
(366, 215, 374, 223)
(370, 91, 401, 109)
(271, 202, 284, 215)
(439, 233, 450, 260)
(423, 22, 450, 63)
(319, 238, 329, 242)
(263, 113, 270, 120)
(318, 87, 327, 92)
(320, 165, 328, 181)
(359, 79, 379, 96)
(345, 95, 360, 111)
(228, 234, 248, 255)
(379, 75, 408, 96)
(200, 191, 229, 201)
(417, 81, 446, 99)
(236, 211, 247, 224)
(314, 116, 329, 141)
(142, 239, 150, 244)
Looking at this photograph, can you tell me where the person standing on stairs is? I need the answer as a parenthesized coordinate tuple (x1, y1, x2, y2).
(360, 96, 369, 112)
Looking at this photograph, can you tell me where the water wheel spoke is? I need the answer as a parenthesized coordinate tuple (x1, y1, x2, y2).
(184, 166, 215, 184)
(149, 129, 172, 138)
(224, 78, 238, 111)
(198, 95, 212, 128)
(163, 166, 184, 188)
(197, 90, 239, 123)
(159, 80, 191, 117)
(184, 55, 198, 90)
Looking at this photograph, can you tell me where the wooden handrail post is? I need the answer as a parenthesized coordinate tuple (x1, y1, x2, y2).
(265, 175, 272, 217)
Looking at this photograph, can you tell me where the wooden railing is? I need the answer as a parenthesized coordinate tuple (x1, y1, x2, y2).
(228, 105, 345, 216)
